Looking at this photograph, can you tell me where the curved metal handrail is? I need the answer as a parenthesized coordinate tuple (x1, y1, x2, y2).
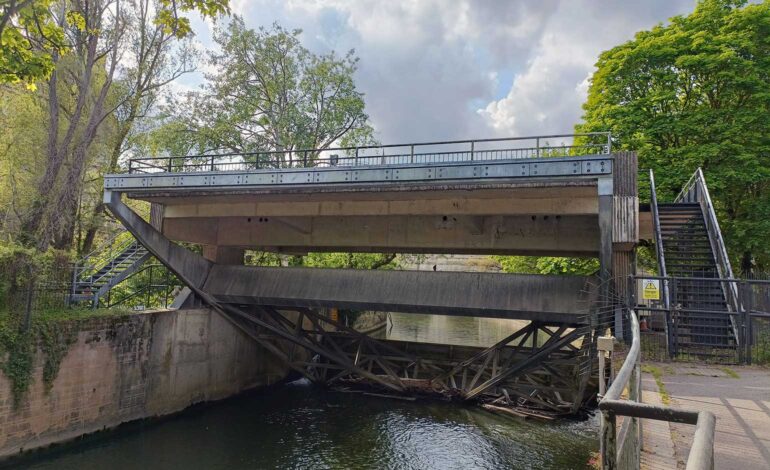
(599, 308, 716, 470)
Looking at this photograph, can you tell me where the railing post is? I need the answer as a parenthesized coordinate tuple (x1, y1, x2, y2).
(167, 158, 172, 172)
(210, 156, 215, 172)
(410, 145, 415, 164)
(355, 147, 359, 165)
(742, 281, 752, 364)
(128, 159, 133, 174)
(668, 277, 677, 358)
(470, 141, 475, 161)
(536, 138, 540, 158)
(601, 410, 617, 470)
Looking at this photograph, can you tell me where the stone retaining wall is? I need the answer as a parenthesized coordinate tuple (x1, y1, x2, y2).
(0, 308, 287, 458)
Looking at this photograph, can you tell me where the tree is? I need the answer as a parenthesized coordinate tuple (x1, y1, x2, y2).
(493, 256, 599, 276)
(12, 0, 228, 251)
(78, 0, 200, 255)
(0, 0, 227, 86)
(0, 0, 63, 86)
(155, 18, 373, 161)
(577, 0, 770, 272)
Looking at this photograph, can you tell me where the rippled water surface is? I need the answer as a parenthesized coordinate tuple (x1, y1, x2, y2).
(15, 380, 597, 470)
(383, 312, 530, 347)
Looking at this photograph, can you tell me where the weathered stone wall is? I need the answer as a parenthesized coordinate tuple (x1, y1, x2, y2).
(0, 308, 287, 458)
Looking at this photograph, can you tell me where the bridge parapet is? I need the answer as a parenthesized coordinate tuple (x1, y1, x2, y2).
(108, 133, 612, 192)
(125, 133, 611, 174)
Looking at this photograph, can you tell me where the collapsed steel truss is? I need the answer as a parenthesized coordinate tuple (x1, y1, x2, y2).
(218, 303, 596, 414)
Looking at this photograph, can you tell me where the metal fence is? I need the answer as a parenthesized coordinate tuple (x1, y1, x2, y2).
(100, 263, 182, 310)
(127, 132, 612, 174)
(599, 309, 716, 470)
(631, 275, 770, 364)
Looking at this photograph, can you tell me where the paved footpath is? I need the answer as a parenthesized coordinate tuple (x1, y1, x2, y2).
(641, 363, 770, 469)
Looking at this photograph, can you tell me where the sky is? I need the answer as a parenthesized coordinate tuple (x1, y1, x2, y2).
(178, 0, 697, 144)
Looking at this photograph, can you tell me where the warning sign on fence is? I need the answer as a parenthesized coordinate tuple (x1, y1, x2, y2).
(642, 279, 660, 300)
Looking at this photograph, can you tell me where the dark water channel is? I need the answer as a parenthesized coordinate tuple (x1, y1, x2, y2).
(12, 313, 598, 469)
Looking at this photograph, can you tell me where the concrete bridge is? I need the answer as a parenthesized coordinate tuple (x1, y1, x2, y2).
(102, 134, 639, 414)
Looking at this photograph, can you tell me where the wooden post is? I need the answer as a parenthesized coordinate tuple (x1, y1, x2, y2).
(598, 177, 614, 331)
(601, 410, 617, 470)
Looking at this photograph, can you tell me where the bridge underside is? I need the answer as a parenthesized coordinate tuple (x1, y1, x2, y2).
(146, 182, 603, 256)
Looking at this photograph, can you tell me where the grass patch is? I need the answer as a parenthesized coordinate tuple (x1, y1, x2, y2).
(641, 364, 671, 405)
(719, 366, 740, 379)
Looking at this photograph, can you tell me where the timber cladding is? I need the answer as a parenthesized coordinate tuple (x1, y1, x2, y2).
(612, 152, 639, 246)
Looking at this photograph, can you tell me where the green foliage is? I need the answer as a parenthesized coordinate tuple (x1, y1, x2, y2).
(147, 18, 373, 158)
(0, 0, 228, 87)
(0, 241, 72, 310)
(493, 256, 600, 275)
(0, 314, 76, 407)
(299, 253, 397, 270)
(245, 251, 398, 270)
(577, 0, 770, 270)
(0, 0, 63, 86)
(156, 0, 230, 38)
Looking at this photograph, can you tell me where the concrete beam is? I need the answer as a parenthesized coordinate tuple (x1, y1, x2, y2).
(202, 246, 245, 265)
(162, 196, 599, 219)
(163, 214, 600, 256)
(203, 265, 599, 323)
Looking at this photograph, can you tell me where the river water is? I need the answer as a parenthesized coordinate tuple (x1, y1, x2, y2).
(11, 313, 599, 470)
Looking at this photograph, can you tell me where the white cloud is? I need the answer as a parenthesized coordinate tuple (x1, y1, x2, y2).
(188, 0, 696, 142)
(479, 0, 694, 137)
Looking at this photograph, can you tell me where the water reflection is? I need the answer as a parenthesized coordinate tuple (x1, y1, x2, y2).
(384, 312, 530, 348)
(16, 380, 598, 470)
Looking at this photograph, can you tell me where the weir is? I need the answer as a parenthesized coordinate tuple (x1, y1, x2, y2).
(101, 134, 639, 415)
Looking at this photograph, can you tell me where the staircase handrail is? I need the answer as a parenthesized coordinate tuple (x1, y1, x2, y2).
(649, 170, 670, 302)
(72, 232, 138, 283)
(649, 169, 673, 356)
(674, 167, 740, 342)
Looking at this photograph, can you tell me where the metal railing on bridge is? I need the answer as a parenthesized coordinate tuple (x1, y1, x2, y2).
(127, 132, 612, 174)
(599, 308, 716, 470)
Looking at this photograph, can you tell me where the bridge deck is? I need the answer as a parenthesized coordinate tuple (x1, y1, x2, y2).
(203, 266, 598, 324)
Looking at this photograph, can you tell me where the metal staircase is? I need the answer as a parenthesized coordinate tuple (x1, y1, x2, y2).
(70, 234, 150, 307)
(650, 168, 739, 359)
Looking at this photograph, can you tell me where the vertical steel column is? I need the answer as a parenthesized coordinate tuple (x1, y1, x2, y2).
(669, 277, 678, 358)
(742, 281, 752, 364)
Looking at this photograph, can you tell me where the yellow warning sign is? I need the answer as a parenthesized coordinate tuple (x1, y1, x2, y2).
(642, 279, 660, 300)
